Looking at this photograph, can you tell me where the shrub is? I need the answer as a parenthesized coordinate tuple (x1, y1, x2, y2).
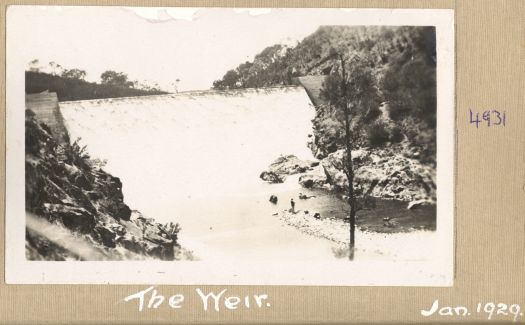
(389, 126, 404, 143)
(367, 122, 390, 147)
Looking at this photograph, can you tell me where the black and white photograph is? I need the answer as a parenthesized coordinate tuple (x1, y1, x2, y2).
(6, 7, 454, 285)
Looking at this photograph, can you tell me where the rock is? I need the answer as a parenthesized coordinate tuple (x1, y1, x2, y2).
(269, 195, 278, 204)
(86, 191, 102, 201)
(298, 166, 327, 189)
(407, 199, 434, 210)
(298, 193, 316, 200)
(73, 173, 92, 190)
(321, 150, 348, 190)
(313, 213, 321, 219)
(260, 171, 284, 183)
(42, 203, 95, 233)
(115, 204, 132, 220)
(94, 225, 116, 248)
(299, 177, 314, 188)
(392, 186, 404, 193)
(260, 155, 317, 183)
(318, 147, 436, 202)
(119, 234, 145, 254)
(384, 220, 399, 228)
(62, 163, 81, 179)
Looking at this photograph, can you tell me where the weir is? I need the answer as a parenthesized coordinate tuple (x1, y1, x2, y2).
(25, 91, 70, 144)
(25, 83, 324, 147)
(295, 75, 327, 107)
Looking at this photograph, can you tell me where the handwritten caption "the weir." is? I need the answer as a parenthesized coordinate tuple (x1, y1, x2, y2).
(124, 286, 271, 312)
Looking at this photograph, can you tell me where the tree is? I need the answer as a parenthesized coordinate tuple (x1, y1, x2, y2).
(28, 59, 40, 72)
(212, 69, 240, 90)
(381, 27, 437, 127)
(321, 49, 381, 260)
(49, 61, 57, 75)
(100, 70, 133, 88)
(61, 68, 87, 81)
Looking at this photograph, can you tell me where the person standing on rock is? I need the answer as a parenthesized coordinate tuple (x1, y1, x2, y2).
(290, 198, 295, 213)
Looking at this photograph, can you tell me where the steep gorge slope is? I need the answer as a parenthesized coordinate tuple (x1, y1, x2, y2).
(25, 109, 192, 261)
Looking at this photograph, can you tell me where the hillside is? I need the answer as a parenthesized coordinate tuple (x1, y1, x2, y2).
(25, 108, 192, 260)
(26, 71, 168, 101)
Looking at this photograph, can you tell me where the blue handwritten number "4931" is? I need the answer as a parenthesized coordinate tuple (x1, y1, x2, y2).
(469, 109, 506, 128)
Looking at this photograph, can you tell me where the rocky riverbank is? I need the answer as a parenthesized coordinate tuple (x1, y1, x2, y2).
(25, 109, 195, 261)
(300, 145, 436, 204)
(261, 145, 436, 234)
(262, 146, 436, 208)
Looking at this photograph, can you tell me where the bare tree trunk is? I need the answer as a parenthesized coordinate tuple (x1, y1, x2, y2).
(339, 55, 357, 261)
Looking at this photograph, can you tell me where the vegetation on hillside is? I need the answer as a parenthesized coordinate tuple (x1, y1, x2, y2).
(26, 60, 168, 101)
(26, 71, 168, 102)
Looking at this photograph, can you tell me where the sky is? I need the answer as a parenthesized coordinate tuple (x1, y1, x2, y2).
(7, 7, 338, 91)
(8, 7, 443, 92)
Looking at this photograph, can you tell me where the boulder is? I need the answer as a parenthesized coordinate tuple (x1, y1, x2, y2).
(119, 234, 145, 254)
(298, 167, 327, 189)
(407, 199, 434, 210)
(269, 195, 278, 204)
(321, 150, 348, 190)
(298, 193, 316, 200)
(73, 173, 93, 190)
(260, 155, 318, 184)
(260, 171, 284, 183)
(94, 225, 117, 248)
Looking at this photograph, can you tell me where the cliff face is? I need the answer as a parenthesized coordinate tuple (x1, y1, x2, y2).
(25, 109, 192, 261)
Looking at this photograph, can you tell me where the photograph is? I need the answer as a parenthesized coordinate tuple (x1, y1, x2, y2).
(6, 7, 454, 285)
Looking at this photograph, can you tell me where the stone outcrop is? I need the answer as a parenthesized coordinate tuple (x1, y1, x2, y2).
(301, 148, 436, 203)
(260, 154, 318, 183)
(298, 165, 328, 189)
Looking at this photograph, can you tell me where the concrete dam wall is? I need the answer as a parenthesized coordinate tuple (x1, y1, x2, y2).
(25, 92, 70, 144)
(25, 84, 324, 149)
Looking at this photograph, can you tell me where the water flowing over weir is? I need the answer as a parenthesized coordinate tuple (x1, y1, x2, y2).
(59, 86, 339, 261)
